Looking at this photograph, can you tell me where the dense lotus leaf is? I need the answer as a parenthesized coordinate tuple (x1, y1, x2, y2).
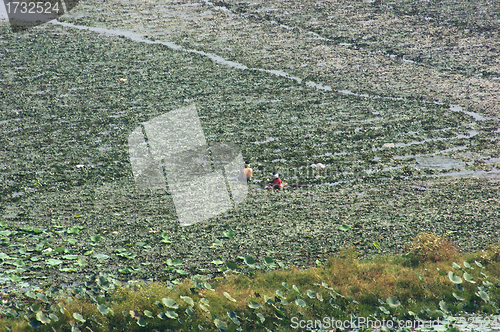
(452, 293, 464, 301)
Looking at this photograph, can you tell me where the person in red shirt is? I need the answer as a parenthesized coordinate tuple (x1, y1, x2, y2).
(266, 172, 286, 190)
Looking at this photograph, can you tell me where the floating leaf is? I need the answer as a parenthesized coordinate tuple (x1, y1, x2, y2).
(244, 256, 255, 265)
(62, 255, 79, 260)
(463, 261, 473, 269)
(91, 235, 102, 243)
(223, 292, 236, 302)
(256, 313, 265, 323)
(92, 254, 109, 260)
(227, 311, 240, 326)
(223, 231, 235, 239)
(226, 262, 238, 270)
(379, 306, 390, 315)
(73, 313, 86, 323)
(46, 259, 63, 266)
(463, 272, 476, 283)
(439, 300, 450, 313)
(211, 259, 224, 265)
(316, 293, 323, 302)
(264, 257, 274, 265)
(185, 307, 194, 317)
(180, 296, 194, 306)
(339, 224, 352, 231)
(478, 291, 490, 302)
(292, 285, 300, 293)
(248, 301, 261, 309)
(165, 310, 178, 319)
(157, 312, 167, 320)
(144, 310, 153, 318)
(386, 296, 400, 308)
(282, 282, 289, 290)
(295, 298, 307, 307)
(475, 261, 484, 268)
(137, 317, 146, 327)
(162, 298, 179, 309)
(98, 304, 110, 316)
(452, 293, 465, 301)
(36, 311, 51, 324)
(276, 289, 285, 299)
(199, 304, 210, 313)
(448, 272, 463, 284)
(214, 319, 228, 330)
(306, 290, 316, 299)
(452, 262, 461, 270)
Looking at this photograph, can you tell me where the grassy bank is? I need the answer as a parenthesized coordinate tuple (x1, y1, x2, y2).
(2, 234, 500, 331)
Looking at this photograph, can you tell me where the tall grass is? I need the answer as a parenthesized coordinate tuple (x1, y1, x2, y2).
(2, 234, 500, 331)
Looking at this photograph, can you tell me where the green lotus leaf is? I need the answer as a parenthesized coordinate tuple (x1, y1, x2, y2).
(248, 301, 261, 309)
(162, 298, 179, 309)
(339, 224, 352, 231)
(36, 311, 51, 324)
(295, 298, 307, 307)
(439, 300, 450, 313)
(137, 317, 146, 326)
(448, 271, 462, 284)
(463, 272, 476, 283)
(386, 296, 400, 308)
(214, 319, 228, 330)
(463, 261, 473, 269)
(307, 290, 316, 299)
(257, 313, 265, 323)
(478, 291, 490, 302)
(180, 296, 194, 306)
(452, 292, 464, 301)
(227, 311, 240, 326)
(452, 262, 461, 270)
(165, 310, 178, 319)
(73, 312, 86, 323)
(144, 310, 153, 318)
(244, 255, 255, 265)
(379, 306, 390, 315)
(185, 307, 194, 317)
(98, 304, 109, 316)
(223, 292, 236, 302)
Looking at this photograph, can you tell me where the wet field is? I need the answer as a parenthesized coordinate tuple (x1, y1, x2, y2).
(1, 0, 499, 291)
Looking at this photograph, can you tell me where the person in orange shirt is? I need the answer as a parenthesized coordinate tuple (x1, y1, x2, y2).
(239, 162, 253, 182)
